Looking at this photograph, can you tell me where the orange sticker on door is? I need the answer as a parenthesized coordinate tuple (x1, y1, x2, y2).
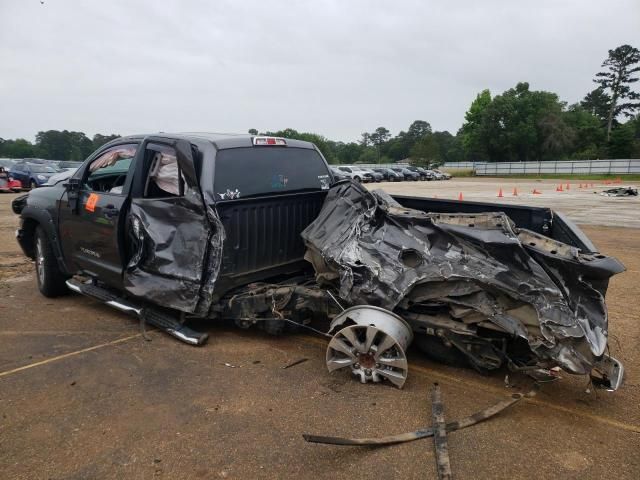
(85, 193, 100, 212)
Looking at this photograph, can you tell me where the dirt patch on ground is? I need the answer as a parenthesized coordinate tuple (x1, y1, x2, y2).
(1, 190, 639, 479)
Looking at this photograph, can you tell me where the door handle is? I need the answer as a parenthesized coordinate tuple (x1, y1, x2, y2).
(103, 205, 119, 217)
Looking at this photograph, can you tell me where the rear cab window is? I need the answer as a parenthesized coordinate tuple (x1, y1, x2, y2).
(213, 147, 330, 200)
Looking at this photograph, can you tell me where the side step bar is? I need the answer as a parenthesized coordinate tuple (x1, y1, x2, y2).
(66, 279, 209, 346)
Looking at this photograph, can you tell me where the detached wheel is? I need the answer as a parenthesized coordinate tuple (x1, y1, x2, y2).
(35, 226, 68, 297)
(30, 180, 37, 189)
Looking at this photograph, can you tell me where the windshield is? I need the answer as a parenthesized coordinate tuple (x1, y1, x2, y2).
(214, 147, 330, 199)
(30, 165, 57, 173)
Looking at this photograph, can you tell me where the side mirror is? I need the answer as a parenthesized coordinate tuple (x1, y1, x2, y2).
(64, 178, 81, 213)
(63, 178, 81, 191)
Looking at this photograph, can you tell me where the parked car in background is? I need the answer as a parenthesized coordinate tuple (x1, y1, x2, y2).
(0, 166, 23, 192)
(0, 159, 17, 170)
(329, 167, 348, 181)
(391, 166, 420, 181)
(44, 167, 78, 186)
(53, 160, 83, 170)
(338, 166, 374, 182)
(372, 167, 402, 181)
(359, 167, 383, 182)
(433, 169, 452, 180)
(405, 166, 432, 181)
(10, 163, 60, 189)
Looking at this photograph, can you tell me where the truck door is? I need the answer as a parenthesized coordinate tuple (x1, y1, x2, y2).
(58, 144, 139, 288)
(123, 138, 212, 314)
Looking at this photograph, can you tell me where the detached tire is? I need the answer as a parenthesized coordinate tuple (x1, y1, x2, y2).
(34, 226, 68, 297)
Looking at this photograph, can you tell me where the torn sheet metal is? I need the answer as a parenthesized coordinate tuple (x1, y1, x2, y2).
(600, 187, 638, 197)
(301, 182, 625, 376)
(124, 140, 225, 314)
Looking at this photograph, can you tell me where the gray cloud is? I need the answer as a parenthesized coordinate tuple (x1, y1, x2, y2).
(1, 0, 638, 142)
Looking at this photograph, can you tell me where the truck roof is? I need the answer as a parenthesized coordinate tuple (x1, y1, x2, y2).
(113, 133, 317, 151)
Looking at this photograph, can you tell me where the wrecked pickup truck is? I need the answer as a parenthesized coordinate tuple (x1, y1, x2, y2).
(12, 133, 625, 390)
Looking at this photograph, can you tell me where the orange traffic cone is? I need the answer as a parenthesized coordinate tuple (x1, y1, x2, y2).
(579, 183, 583, 188)
(497, 188, 504, 198)
(556, 184, 563, 192)
(566, 183, 570, 190)
(532, 189, 542, 194)
(512, 187, 518, 196)
(458, 192, 464, 201)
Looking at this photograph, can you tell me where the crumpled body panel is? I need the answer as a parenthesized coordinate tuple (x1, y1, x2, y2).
(124, 188, 224, 314)
(301, 182, 625, 374)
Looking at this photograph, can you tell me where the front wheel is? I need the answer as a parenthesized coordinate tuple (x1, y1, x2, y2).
(34, 226, 69, 297)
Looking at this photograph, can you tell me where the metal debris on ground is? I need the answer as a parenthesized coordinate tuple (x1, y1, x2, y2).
(302, 384, 538, 446)
(281, 358, 309, 369)
(222, 362, 239, 368)
(599, 187, 638, 197)
(431, 383, 452, 480)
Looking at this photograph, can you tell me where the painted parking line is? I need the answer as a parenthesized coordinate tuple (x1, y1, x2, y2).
(1, 329, 638, 434)
(0, 333, 143, 378)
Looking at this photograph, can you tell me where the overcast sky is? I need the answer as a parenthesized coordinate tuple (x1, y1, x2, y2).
(1, 0, 639, 143)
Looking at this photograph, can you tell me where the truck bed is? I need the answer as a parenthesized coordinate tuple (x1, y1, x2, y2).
(213, 189, 600, 300)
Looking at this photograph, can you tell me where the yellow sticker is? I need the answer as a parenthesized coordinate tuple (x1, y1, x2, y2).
(85, 193, 100, 213)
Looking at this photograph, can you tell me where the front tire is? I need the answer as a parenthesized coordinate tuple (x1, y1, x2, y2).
(34, 226, 69, 297)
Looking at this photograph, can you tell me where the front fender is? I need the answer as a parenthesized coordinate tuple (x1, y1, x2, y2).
(16, 203, 70, 276)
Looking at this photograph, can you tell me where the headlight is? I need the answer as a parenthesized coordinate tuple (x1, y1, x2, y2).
(37, 175, 46, 180)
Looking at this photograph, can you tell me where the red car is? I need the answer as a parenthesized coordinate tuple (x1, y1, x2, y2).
(0, 166, 22, 192)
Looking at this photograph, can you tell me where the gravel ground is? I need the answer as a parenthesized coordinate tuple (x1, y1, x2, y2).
(0, 183, 638, 480)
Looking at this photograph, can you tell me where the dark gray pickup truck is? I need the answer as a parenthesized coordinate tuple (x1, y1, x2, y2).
(12, 133, 625, 390)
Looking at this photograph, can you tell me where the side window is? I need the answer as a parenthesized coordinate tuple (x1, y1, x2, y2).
(85, 145, 137, 194)
(143, 144, 184, 198)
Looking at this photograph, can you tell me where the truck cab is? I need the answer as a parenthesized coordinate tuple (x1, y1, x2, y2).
(15, 133, 333, 314)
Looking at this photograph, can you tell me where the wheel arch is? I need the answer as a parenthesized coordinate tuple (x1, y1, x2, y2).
(19, 207, 71, 275)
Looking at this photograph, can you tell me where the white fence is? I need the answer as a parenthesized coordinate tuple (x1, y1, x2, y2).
(474, 159, 640, 176)
(442, 162, 478, 170)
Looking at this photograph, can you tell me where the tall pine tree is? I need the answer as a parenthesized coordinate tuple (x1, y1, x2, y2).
(594, 45, 640, 141)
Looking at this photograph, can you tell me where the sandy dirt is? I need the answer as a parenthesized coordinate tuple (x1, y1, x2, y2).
(0, 183, 638, 480)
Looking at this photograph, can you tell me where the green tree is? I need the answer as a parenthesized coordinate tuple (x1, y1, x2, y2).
(406, 120, 432, 140)
(357, 148, 378, 164)
(608, 119, 639, 158)
(459, 89, 492, 161)
(333, 141, 363, 164)
(92, 133, 120, 151)
(563, 105, 606, 158)
(581, 87, 611, 125)
(265, 128, 336, 163)
(594, 44, 640, 141)
(410, 135, 440, 168)
(0, 138, 35, 158)
(368, 126, 391, 161)
(248, 128, 258, 135)
(431, 131, 464, 164)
